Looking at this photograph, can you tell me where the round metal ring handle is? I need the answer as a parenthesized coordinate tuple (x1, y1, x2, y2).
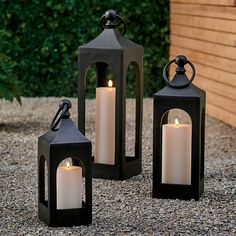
(100, 11, 127, 36)
(163, 58, 196, 88)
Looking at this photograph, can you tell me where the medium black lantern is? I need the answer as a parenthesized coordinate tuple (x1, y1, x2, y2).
(153, 55, 206, 200)
(38, 100, 92, 227)
(78, 10, 143, 180)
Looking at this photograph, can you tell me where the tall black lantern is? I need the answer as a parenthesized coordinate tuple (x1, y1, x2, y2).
(153, 55, 206, 200)
(78, 10, 143, 180)
(38, 100, 92, 227)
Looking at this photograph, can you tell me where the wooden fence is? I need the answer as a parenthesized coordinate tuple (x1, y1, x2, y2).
(169, 0, 236, 127)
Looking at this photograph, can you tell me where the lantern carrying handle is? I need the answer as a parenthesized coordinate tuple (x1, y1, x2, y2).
(50, 99, 72, 131)
(100, 9, 127, 36)
(163, 55, 196, 88)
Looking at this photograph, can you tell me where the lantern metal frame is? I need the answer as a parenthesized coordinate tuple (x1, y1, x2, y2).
(77, 10, 143, 180)
(38, 100, 92, 227)
(153, 55, 206, 200)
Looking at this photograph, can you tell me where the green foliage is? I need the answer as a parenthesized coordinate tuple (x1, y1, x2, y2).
(1, 0, 169, 98)
(0, 30, 21, 104)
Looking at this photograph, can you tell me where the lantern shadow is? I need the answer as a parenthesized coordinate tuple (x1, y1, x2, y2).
(202, 189, 235, 202)
(125, 174, 152, 198)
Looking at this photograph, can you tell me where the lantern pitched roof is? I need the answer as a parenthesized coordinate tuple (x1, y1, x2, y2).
(79, 29, 141, 50)
(157, 83, 205, 98)
(156, 74, 205, 98)
(39, 118, 91, 146)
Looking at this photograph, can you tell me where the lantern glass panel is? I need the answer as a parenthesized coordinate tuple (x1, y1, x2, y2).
(59, 157, 73, 167)
(106, 66, 115, 84)
(85, 62, 116, 164)
(44, 158, 48, 203)
(83, 63, 117, 165)
(84, 61, 140, 165)
(201, 107, 205, 179)
(86, 64, 97, 98)
(85, 65, 96, 157)
(167, 108, 192, 124)
(161, 108, 192, 185)
(95, 64, 116, 165)
(39, 155, 48, 207)
(125, 63, 136, 159)
(85, 64, 116, 98)
(56, 157, 85, 210)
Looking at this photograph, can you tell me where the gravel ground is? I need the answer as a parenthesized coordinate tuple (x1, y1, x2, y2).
(0, 97, 235, 235)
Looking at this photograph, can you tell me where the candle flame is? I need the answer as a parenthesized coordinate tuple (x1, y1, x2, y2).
(66, 162, 70, 168)
(108, 80, 113, 87)
(175, 118, 179, 126)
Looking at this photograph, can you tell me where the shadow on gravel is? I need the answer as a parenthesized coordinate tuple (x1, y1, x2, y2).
(204, 189, 236, 202)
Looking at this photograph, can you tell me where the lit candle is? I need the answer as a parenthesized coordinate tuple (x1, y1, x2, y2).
(162, 118, 191, 185)
(57, 162, 82, 209)
(95, 80, 116, 165)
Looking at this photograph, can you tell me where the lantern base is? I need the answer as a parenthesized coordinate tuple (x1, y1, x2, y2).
(152, 179, 204, 200)
(38, 202, 92, 227)
(92, 156, 141, 180)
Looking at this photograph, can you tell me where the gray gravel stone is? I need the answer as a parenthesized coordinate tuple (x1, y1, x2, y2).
(0, 97, 235, 235)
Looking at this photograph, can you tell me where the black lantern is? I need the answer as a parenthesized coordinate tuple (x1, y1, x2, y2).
(78, 10, 143, 180)
(38, 100, 92, 227)
(153, 55, 206, 200)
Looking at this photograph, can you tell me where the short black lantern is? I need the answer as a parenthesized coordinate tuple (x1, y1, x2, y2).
(153, 55, 206, 200)
(78, 10, 143, 180)
(38, 100, 92, 227)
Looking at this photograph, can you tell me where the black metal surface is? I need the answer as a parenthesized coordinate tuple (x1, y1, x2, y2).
(38, 100, 92, 227)
(153, 55, 206, 200)
(78, 10, 143, 180)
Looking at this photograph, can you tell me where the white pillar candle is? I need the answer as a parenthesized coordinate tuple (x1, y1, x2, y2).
(57, 163, 82, 209)
(95, 80, 116, 165)
(162, 118, 191, 185)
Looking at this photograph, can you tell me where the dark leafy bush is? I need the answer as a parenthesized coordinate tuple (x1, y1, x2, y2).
(0, 30, 21, 104)
(1, 0, 169, 98)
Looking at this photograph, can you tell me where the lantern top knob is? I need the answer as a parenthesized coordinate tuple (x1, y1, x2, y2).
(100, 9, 127, 35)
(175, 55, 187, 74)
(59, 99, 71, 112)
(59, 99, 72, 118)
(50, 99, 72, 131)
(163, 55, 196, 88)
(104, 9, 117, 21)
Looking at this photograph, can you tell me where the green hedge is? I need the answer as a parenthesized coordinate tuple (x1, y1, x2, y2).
(0, 30, 21, 103)
(1, 0, 169, 98)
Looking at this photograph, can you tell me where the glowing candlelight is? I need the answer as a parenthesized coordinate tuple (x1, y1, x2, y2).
(175, 118, 179, 126)
(108, 80, 113, 87)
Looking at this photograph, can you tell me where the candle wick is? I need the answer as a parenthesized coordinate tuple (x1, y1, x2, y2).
(66, 162, 70, 169)
(175, 118, 179, 127)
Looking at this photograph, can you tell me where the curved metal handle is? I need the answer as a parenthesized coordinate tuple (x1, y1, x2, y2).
(50, 99, 72, 131)
(100, 10, 127, 36)
(163, 55, 196, 88)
